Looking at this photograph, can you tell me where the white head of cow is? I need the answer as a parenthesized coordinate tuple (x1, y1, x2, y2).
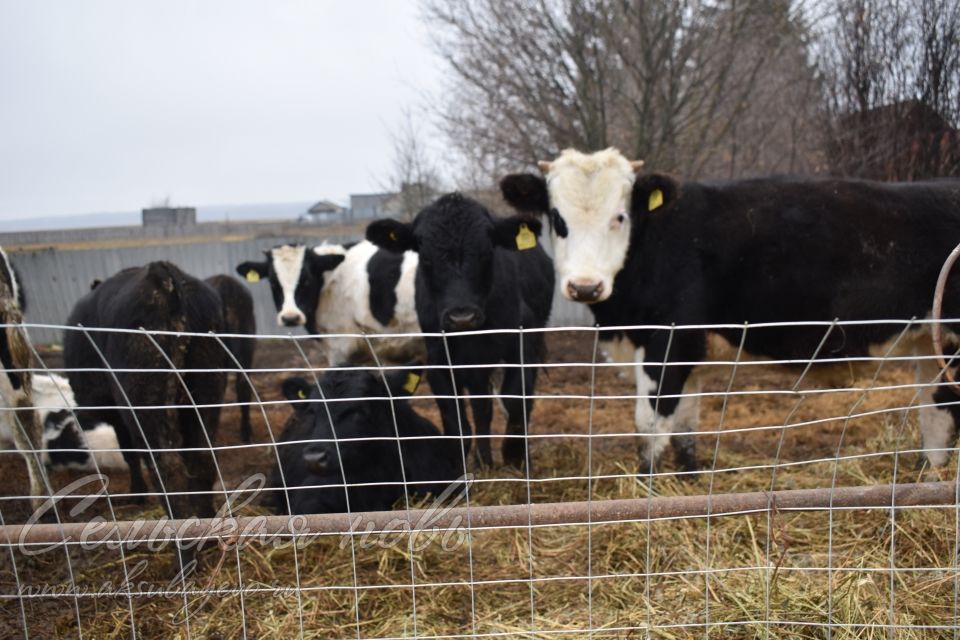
(501, 148, 645, 303)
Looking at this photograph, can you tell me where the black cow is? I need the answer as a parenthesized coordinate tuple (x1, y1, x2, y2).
(64, 262, 226, 519)
(236, 240, 422, 365)
(366, 193, 554, 467)
(268, 366, 463, 514)
(205, 274, 257, 443)
(502, 147, 960, 473)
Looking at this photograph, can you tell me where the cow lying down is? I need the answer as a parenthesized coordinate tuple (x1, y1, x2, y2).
(268, 365, 464, 515)
(237, 240, 422, 365)
(34, 373, 126, 471)
(502, 147, 960, 473)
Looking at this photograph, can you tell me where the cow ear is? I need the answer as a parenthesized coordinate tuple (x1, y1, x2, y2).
(282, 377, 313, 412)
(631, 173, 679, 215)
(491, 216, 543, 251)
(236, 261, 269, 284)
(366, 219, 417, 252)
(500, 173, 549, 215)
(307, 252, 346, 275)
(384, 362, 424, 397)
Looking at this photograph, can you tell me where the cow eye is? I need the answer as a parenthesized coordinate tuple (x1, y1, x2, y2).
(550, 208, 568, 238)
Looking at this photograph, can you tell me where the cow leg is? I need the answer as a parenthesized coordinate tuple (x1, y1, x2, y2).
(179, 405, 220, 519)
(468, 394, 494, 467)
(11, 400, 46, 511)
(104, 408, 147, 500)
(499, 363, 537, 468)
(923, 361, 959, 468)
(236, 373, 253, 444)
(427, 365, 471, 447)
(634, 333, 701, 475)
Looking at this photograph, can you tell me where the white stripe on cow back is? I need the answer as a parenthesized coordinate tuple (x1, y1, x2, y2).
(270, 244, 307, 326)
(544, 148, 636, 302)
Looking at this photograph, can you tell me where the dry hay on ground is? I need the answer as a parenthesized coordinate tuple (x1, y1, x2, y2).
(1, 331, 957, 639)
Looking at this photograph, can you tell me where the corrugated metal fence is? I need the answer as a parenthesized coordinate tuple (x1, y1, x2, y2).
(9, 228, 591, 345)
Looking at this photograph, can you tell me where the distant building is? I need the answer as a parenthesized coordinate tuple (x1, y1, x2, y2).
(306, 199, 345, 216)
(828, 99, 960, 181)
(349, 192, 402, 219)
(142, 207, 196, 227)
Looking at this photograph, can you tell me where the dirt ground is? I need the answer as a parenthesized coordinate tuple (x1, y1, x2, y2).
(0, 330, 954, 639)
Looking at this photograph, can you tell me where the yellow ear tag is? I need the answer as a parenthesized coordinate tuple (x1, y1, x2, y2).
(389, 230, 398, 242)
(515, 223, 537, 251)
(648, 189, 664, 211)
(402, 372, 421, 394)
(297, 389, 306, 399)
(246, 270, 261, 283)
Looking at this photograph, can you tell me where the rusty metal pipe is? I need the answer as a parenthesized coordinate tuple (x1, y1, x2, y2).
(1, 481, 955, 549)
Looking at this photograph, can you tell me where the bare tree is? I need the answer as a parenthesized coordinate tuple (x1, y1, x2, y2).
(384, 109, 444, 220)
(424, 0, 821, 180)
(818, 0, 960, 179)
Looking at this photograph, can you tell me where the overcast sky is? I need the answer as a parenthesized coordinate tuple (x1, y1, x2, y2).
(0, 1, 444, 222)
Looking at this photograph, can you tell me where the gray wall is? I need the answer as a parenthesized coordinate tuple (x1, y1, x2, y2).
(10, 229, 592, 345)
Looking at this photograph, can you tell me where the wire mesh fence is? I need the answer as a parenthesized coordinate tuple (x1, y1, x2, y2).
(1, 321, 958, 639)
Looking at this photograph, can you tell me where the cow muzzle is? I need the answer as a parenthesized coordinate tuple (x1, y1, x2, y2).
(565, 279, 605, 303)
(442, 306, 484, 332)
(303, 445, 331, 474)
(278, 311, 306, 327)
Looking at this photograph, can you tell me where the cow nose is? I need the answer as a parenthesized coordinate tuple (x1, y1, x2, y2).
(303, 446, 330, 473)
(567, 280, 604, 302)
(280, 313, 303, 327)
(443, 307, 482, 331)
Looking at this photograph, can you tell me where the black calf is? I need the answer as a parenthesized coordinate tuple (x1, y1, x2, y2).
(366, 193, 554, 467)
(268, 366, 463, 514)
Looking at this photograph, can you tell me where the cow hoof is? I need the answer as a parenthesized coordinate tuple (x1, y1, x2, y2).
(501, 441, 527, 469)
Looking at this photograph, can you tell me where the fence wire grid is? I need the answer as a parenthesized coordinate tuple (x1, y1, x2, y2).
(1, 320, 959, 640)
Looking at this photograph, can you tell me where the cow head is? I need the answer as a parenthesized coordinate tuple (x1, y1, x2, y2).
(236, 244, 346, 330)
(282, 365, 423, 479)
(502, 148, 675, 304)
(366, 193, 541, 331)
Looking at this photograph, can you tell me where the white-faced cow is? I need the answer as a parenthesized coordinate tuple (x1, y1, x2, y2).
(64, 262, 226, 519)
(366, 193, 554, 467)
(268, 366, 464, 514)
(205, 274, 257, 443)
(237, 241, 421, 365)
(0, 247, 46, 509)
(501, 147, 960, 473)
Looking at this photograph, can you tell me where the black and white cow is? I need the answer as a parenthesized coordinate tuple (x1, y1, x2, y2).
(33, 373, 126, 471)
(236, 241, 421, 364)
(367, 193, 555, 467)
(64, 262, 226, 519)
(502, 147, 960, 473)
(268, 366, 464, 514)
(0, 246, 46, 508)
(205, 274, 257, 443)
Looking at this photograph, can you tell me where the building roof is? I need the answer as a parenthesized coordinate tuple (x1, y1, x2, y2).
(307, 199, 344, 215)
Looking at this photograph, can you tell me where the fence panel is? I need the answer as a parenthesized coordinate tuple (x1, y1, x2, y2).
(0, 320, 957, 639)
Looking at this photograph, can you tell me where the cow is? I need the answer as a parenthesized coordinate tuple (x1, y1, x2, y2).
(268, 366, 464, 514)
(33, 373, 126, 471)
(0, 247, 46, 509)
(236, 241, 422, 365)
(205, 274, 257, 443)
(64, 261, 226, 519)
(366, 193, 555, 467)
(501, 147, 960, 473)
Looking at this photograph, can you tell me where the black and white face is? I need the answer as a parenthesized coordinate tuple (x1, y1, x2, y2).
(236, 244, 345, 329)
(502, 148, 645, 304)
